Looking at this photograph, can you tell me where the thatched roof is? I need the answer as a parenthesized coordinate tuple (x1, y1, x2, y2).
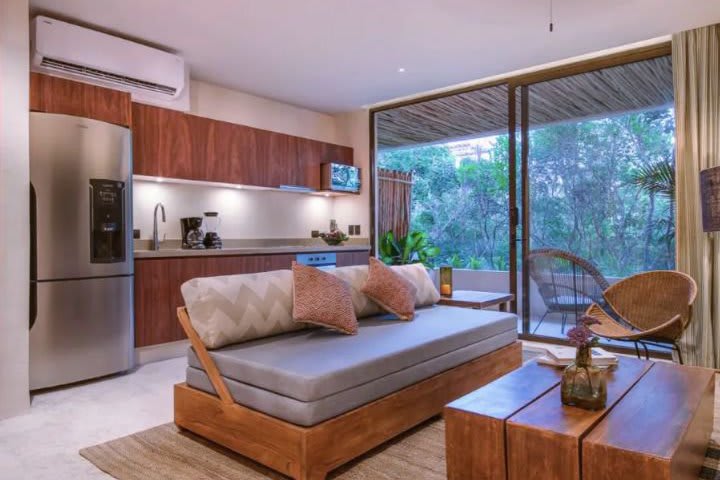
(376, 55, 673, 149)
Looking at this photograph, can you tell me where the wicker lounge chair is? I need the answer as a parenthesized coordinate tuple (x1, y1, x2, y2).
(585, 270, 696, 364)
(527, 248, 610, 334)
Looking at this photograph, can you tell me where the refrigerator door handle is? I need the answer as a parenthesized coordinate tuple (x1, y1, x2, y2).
(30, 182, 37, 330)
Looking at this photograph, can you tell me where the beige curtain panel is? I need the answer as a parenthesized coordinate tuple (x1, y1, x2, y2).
(673, 23, 720, 368)
(377, 168, 413, 239)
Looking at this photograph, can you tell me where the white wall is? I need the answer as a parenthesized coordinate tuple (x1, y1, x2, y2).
(0, 0, 30, 419)
(133, 80, 363, 240)
(134, 180, 334, 240)
(333, 109, 372, 240)
(190, 80, 340, 143)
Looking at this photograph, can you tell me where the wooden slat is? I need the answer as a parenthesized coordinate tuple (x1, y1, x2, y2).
(375, 53, 672, 149)
(176, 307, 233, 404)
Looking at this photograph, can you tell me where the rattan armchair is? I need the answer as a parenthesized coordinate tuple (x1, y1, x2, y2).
(585, 270, 697, 364)
(527, 248, 610, 334)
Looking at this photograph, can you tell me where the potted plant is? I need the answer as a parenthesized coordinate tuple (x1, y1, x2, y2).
(378, 231, 440, 267)
(319, 228, 349, 246)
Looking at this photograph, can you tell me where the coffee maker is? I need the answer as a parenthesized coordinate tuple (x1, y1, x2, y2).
(203, 211, 222, 249)
(180, 217, 205, 249)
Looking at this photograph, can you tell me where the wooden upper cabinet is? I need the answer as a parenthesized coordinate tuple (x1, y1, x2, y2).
(321, 143, 354, 166)
(132, 102, 195, 179)
(131, 102, 352, 188)
(30, 72, 132, 127)
(265, 132, 299, 188)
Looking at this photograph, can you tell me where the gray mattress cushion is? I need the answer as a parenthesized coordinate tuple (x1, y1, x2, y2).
(188, 305, 517, 402)
(187, 328, 517, 426)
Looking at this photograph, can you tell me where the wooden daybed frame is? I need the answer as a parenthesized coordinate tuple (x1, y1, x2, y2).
(174, 306, 522, 480)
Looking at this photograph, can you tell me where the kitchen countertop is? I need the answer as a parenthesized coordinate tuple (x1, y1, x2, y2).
(134, 243, 371, 259)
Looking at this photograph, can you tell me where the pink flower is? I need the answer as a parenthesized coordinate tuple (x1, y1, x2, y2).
(566, 315, 600, 348)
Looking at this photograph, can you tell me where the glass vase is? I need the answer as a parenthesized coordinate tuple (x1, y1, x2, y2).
(561, 346, 607, 410)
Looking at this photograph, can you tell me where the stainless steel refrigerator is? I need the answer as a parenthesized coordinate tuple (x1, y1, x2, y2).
(30, 112, 134, 390)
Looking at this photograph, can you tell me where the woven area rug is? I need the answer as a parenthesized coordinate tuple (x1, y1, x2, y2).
(80, 356, 720, 480)
(79, 417, 720, 480)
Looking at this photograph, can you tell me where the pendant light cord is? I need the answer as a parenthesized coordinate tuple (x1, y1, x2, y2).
(549, 0, 554, 32)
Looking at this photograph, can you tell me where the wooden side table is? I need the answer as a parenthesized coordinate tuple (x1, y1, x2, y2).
(437, 290, 514, 312)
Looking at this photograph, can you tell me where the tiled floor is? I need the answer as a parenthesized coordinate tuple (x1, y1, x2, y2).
(0, 356, 186, 480)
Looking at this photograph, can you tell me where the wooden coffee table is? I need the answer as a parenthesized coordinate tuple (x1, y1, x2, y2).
(445, 357, 715, 480)
(438, 290, 514, 312)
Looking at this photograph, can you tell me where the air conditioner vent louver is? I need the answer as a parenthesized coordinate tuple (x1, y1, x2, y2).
(39, 57, 177, 96)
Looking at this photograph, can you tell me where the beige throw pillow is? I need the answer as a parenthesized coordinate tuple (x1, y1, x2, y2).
(361, 257, 417, 320)
(392, 263, 441, 307)
(292, 263, 358, 335)
(327, 265, 383, 318)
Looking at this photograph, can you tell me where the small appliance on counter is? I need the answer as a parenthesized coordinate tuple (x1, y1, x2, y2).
(321, 163, 361, 193)
(203, 211, 222, 249)
(180, 217, 205, 249)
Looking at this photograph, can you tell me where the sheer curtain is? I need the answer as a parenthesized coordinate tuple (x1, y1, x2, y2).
(674, 24, 720, 367)
(377, 168, 413, 239)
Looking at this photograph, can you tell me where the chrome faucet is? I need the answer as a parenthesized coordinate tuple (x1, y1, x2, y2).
(152, 202, 166, 250)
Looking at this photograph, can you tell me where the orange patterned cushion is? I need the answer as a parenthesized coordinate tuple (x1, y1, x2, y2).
(361, 257, 417, 320)
(292, 263, 358, 335)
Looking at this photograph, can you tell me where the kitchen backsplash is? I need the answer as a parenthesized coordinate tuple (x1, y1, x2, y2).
(133, 179, 339, 240)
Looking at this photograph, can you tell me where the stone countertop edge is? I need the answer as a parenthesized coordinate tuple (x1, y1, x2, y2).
(134, 244, 372, 259)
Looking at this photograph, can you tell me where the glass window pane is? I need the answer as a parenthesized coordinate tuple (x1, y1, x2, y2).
(374, 84, 514, 301)
(526, 56, 675, 341)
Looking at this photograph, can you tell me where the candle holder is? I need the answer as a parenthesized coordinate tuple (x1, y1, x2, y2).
(439, 266, 453, 297)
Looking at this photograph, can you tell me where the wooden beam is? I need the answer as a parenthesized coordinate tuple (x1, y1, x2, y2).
(176, 307, 234, 405)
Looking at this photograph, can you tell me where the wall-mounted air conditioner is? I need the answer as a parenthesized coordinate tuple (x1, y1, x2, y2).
(31, 16, 190, 111)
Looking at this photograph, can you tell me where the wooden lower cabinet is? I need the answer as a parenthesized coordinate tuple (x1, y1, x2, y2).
(134, 251, 370, 347)
(336, 250, 370, 267)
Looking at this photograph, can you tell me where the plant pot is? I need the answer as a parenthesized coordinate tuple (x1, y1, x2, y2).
(321, 238, 345, 246)
(560, 346, 607, 410)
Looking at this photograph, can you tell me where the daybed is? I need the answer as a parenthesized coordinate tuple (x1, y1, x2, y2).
(174, 264, 521, 480)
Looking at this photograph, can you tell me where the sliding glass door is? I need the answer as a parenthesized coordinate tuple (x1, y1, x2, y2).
(371, 46, 676, 352)
(519, 55, 676, 343)
(373, 84, 519, 320)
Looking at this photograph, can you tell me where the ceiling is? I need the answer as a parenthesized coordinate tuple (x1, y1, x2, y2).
(29, 0, 720, 113)
(377, 56, 673, 148)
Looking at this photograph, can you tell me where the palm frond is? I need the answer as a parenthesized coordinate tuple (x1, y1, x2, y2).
(629, 160, 675, 200)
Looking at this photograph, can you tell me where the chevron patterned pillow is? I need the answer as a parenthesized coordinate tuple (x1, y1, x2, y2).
(181, 270, 301, 349)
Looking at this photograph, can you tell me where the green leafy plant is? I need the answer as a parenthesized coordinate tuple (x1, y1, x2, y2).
(379, 231, 441, 266)
(467, 257, 483, 270)
(447, 254, 464, 268)
(629, 160, 675, 200)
